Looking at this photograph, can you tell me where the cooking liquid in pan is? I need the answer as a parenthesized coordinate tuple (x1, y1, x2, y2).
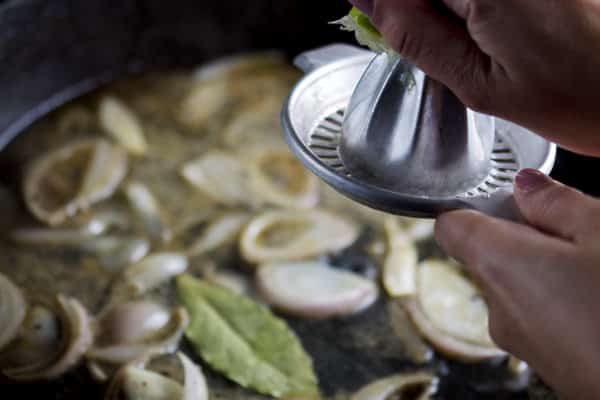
(0, 54, 553, 399)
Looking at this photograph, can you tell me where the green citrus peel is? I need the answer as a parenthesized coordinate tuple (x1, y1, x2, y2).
(332, 7, 393, 53)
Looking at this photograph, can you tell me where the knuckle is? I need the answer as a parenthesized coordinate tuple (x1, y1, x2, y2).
(385, 23, 420, 60)
(438, 38, 496, 114)
(372, 2, 422, 60)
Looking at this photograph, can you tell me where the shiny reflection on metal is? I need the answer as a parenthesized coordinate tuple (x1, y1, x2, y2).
(309, 108, 519, 200)
(281, 44, 557, 220)
(341, 53, 495, 197)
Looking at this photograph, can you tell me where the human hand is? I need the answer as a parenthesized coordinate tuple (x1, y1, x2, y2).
(348, 0, 600, 157)
(435, 168, 600, 399)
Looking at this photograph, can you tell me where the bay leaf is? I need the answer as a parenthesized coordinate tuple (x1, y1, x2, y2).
(176, 274, 320, 399)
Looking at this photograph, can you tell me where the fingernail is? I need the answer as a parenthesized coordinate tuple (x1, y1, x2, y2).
(515, 169, 550, 193)
(348, 0, 374, 16)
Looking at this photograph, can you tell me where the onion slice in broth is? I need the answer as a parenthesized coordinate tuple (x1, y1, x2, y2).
(405, 260, 506, 362)
(104, 352, 208, 400)
(245, 146, 319, 209)
(351, 372, 438, 400)
(2, 295, 93, 381)
(99, 96, 148, 156)
(23, 139, 128, 226)
(240, 210, 360, 264)
(257, 261, 378, 319)
(88, 307, 189, 365)
(0, 273, 27, 352)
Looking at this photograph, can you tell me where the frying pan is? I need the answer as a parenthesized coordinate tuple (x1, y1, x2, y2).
(0, 0, 584, 398)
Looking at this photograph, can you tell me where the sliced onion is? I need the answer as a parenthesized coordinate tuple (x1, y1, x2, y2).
(381, 217, 435, 243)
(88, 308, 189, 365)
(86, 207, 133, 232)
(23, 139, 128, 226)
(403, 259, 506, 362)
(35, 295, 93, 379)
(387, 301, 433, 364)
(245, 146, 320, 209)
(505, 356, 532, 392)
(204, 269, 251, 296)
(222, 97, 285, 148)
(0, 273, 27, 352)
(383, 245, 418, 298)
(78, 140, 129, 209)
(99, 96, 148, 155)
(180, 52, 287, 130)
(11, 209, 133, 248)
(97, 302, 171, 346)
(3, 295, 93, 380)
(181, 148, 317, 209)
(2, 305, 60, 367)
(351, 372, 438, 400)
(418, 260, 494, 347)
(228, 65, 298, 97)
(257, 261, 378, 319)
(173, 210, 215, 236)
(178, 352, 209, 400)
(104, 351, 208, 400)
(186, 212, 249, 257)
(240, 210, 360, 264)
(121, 366, 183, 399)
(402, 218, 435, 242)
(180, 151, 250, 207)
(508, 356, 529, 376)
(382, 218, 418, 298)
(193, 51, 286, 82)
(2, 305, 58, 368)
(125, 181, 172, 243)
(178, 81, 230, 129)
(123, 253, 188, 296)
(87, 359, 110, 382)
(404, 300, 506, 363)
(82, 236, 150, 272)
(367, 240, 387, 259)
(11, 225, 104, 246)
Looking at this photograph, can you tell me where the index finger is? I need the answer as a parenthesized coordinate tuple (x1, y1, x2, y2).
(434, 210, 575, 301)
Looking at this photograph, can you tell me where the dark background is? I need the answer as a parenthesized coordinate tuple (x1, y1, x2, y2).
(551, 149, 599, 195)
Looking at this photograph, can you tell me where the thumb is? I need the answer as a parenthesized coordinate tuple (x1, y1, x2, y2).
(514, 169, 600, 242)
(350, 0, 492, 111)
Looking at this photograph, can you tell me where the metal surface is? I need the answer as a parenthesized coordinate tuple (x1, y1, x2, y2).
(282, 45, 557, 220)
(341, 53, 495, 197)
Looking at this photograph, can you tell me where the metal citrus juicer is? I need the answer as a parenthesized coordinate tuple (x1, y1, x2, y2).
(281, 44, 556, 220)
